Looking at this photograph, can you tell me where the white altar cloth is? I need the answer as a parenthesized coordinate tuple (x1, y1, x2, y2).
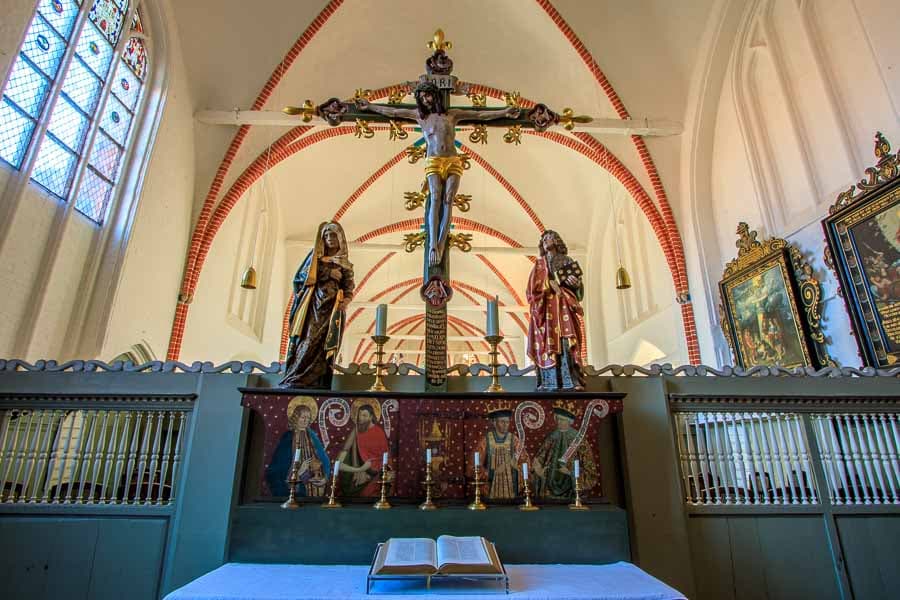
(164, 562, 686, 600)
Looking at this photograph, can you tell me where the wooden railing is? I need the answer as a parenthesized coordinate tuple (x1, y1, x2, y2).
(671, 397, 900, 507)
(0, 396, 192, 506)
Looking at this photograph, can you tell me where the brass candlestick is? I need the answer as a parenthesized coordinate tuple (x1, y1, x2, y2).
(281, 459, 301, 510)
(368, 334, 390, 392)
(519, 476, 539, 511)
(568, 473, 589, 511)
(373, 463, 392, 510)
(321, 470, 342, 509)
(484, 334, 504, 393)
(468, 463, 487, 511)
(419, 462, 438, 511)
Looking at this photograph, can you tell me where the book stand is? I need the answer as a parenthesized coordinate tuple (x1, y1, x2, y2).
(366, 543, 509, 595)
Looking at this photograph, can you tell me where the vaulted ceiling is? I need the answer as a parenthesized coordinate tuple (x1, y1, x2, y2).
(168, 0, 714, 364)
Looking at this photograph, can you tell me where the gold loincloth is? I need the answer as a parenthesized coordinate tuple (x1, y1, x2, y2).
(424, 155, 465, 180)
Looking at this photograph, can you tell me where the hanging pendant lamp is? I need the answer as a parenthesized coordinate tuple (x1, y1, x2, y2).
(241, 266, 258, 290)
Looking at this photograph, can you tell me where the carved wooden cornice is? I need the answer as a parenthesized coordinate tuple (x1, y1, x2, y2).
(1, 359, 898, 378)
(829, 132, 899, 215)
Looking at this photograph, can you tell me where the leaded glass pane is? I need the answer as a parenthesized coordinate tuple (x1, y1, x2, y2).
(31, 135, 77, 197)
(0, 99, 35, 167)
(74, 166, 111, 223)
(45, 95, 89, 152)
(37, 0, 79, 39)
(130, 10, 143, 33)
(88, 129, 121, 180)
(3, 59, 51, 118)
(99, 94, 131, 145)
(21, 14, 68, 79)
(75, 22, 114, 78)
(61, 56, 103, 114)
(89, 0, 124, 46)
(112, 59, 140, 110)
(122, 37, 147, 80)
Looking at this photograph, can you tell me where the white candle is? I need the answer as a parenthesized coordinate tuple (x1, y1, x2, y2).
(522, 463, 529, 480)
(426, 448, 432, 464)
(574, 459, 580, 479)
(333, 459, 341, 477)
(293, 449, 302, 462)
(375, 304, 388, 337)
(382, 451, 388, 466)
(474, 451, 480, 466)
(486, 297, 499, 337)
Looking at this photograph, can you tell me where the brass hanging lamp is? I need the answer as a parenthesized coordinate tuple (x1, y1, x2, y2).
(241, 265, 258, 289)
(239, 109, 277, 292)
(609, 175, 632, 290)
(615, 265, 632, 290)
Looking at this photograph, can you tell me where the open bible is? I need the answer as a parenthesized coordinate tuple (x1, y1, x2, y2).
(372, 535, 503, 576)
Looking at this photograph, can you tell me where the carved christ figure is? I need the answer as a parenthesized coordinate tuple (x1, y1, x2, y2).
(357, 83, 519, 266)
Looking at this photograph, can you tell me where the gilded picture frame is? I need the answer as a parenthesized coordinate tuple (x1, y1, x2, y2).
(719, 223, 830, 369)
(822, 132, 900, 368)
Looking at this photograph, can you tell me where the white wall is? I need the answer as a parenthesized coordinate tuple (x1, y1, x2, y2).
(589, 197, 685, 367)
(691, 0, 900, 367)
(177, 179, 287, 364)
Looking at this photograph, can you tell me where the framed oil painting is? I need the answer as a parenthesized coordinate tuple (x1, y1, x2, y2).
(823, 132, 900, 368)
(719, 223, 830, 369)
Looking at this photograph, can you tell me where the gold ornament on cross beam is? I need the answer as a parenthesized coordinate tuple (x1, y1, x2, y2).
(503, 125, 523, 145)
(282, 99, 315, 122)
(504, 91, 522, 108)
(559, 108, 593, 131)
(404, 183, 427, 210)
(388, 88, 406, 104)
(406, 145, 426, 164)
(404, 232, 426, 253)
(453, 194, 472, 212)
(467, 92, 487, 107)
(355, 119, 374, 139)
(353, 88, 372, 102)
(427, 29, 452, 52)
(469, 124, 488, 145)
(448, 232, 473, 252)
(389, 120, 409, 141)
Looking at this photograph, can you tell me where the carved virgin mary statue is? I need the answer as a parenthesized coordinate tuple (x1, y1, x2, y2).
(280, 222, 355, 389)
(526, 229, 585, 391)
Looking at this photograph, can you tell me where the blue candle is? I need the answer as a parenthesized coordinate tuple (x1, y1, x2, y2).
(486, 297, 499, 337)
(375, 304, 388, 337)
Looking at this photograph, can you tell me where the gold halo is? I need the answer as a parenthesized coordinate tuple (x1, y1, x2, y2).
(287, 396, 319, 419)
(351, 398, 381, 422)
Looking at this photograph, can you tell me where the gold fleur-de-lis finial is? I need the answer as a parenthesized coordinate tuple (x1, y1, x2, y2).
(428, 29, 452, 52)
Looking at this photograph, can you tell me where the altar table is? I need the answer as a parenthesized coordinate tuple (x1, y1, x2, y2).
(164, 562, 686, 600)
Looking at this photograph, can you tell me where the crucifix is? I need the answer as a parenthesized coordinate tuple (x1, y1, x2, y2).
(285, 30, 579, 390)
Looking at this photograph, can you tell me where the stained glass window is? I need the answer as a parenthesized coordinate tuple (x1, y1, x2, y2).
(88, 0, 125, 46)
(0, 1, 149, 225)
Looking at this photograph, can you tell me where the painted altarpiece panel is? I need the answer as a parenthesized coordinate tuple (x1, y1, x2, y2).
(240, 393, 622, 505)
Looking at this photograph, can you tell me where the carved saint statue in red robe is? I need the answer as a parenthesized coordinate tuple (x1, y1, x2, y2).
(526, 230, 586, 391)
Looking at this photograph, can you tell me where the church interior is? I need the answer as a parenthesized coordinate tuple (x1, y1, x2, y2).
(0, 1, 898, 599)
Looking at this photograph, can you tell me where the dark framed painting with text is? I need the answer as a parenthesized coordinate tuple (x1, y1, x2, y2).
(719, 223, 830, 369)
(823, 132, 900, 368)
